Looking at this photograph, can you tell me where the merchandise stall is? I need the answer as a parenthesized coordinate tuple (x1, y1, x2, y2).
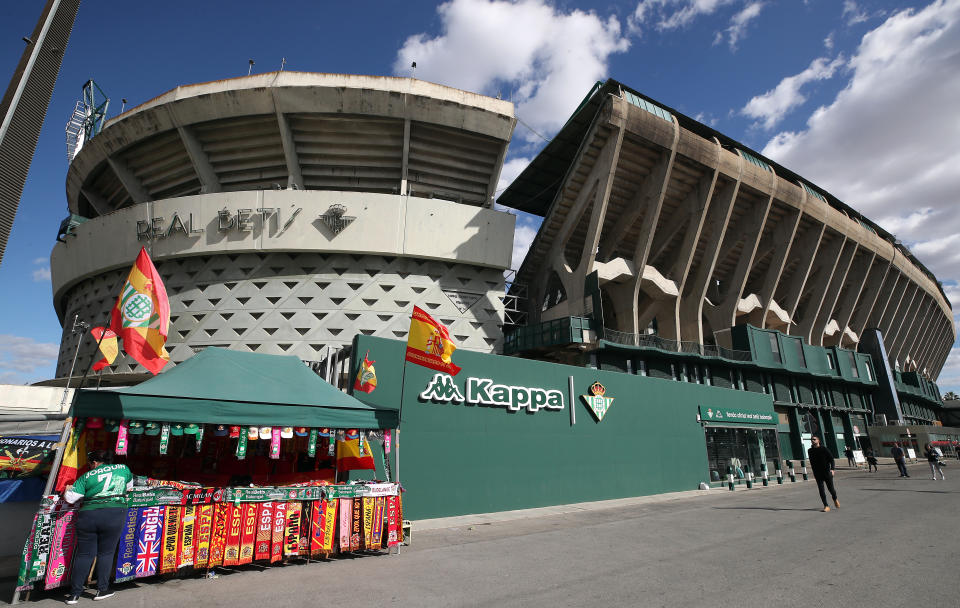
(13, 348, 403, 599)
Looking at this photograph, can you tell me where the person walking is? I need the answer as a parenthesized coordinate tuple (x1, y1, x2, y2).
(844, 446, 855, 467)
(866, 449, 879, 473)
(808, 436, 839, 512)
(63, 449, 134, 604)
(924, 443, 946, 481)
(891, 442, 910, 477)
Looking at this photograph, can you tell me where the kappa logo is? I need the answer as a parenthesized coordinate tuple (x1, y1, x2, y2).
(419, 374, 465, 402)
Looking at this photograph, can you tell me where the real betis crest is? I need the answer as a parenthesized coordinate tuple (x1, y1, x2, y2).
(318, 204, 355, 235)
(581, 382, 614, 422)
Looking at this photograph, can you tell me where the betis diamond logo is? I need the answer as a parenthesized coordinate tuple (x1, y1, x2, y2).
(581, 381, 614, 422)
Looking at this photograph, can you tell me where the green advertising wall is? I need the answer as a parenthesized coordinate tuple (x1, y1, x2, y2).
(351, 336, 774, 520)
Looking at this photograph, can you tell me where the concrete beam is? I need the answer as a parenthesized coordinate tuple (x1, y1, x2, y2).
(885, 283, 919, 362)
(779, 222, 826, 323)
(401, 119, 411, 195)
(751, 206, 801, 329)
(811, 241, 858, 345)
(901, 297, 935, 369)
(792, 233, 846, 343)
(848, 258, 890, 339)
(831, 250, 875, 339)
(177, 125, 221, 194)
(272, 93, 303, 190)
(79, 186, 110, 216)
(107, 157, 151, 204)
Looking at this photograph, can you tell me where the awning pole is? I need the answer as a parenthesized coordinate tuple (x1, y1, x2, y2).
(395, 426, 400, 555)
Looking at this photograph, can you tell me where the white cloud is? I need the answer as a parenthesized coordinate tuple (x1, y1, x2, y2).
(31, 257, 51, 282)
(496, 157, 532, 197)
(842, 1, 869, 25)
(824, 31, 835, 50)
(715, 1, 765, 49)
(511, 219, 538, 272)
(760, 0, 960, 287)
(936, 346, 960, 391)
(0, 334, 59, 385)
(741, 55, 846, 129)
(394, 0, 629, 142)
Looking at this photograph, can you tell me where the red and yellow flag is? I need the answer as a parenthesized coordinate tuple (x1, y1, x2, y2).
(90, 327, 118, 372)
(335, 432, 375, 471)
(405, 306, 461, 375)
(110, 247, 170, 375)
(354, 351, 377, 393)
(54, 422, 87, 492)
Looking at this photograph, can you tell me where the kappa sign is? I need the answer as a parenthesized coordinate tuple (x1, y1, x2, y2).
(419, 373, 564, 413)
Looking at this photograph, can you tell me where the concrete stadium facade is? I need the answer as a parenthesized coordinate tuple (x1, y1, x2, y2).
(500, 80, 954, 380)
(50, 73, 516, 381)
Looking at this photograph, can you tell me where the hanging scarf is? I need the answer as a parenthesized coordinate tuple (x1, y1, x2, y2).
(270, 427, 281, 459)
(238, 503, 257, 564)
(309, 501, 324, 556)
(298, 503, 311, 556)
(254, 502, 274, 561)
(160, 506, 181, 573)
(307, 429, 317, 457)
(207, 504, 228, 568)
(115, 508, 140, 581)
(222, 504, 243, 566)
(176, 505, 197, 569)
(116, 419, 129, 455)
(270, 502, 286, 563)
(134, 506, 164, 578)
(338, 498, 352, 551)
(370, 497, 385, 550)
(362, 497, 375, 550)
(236, 428, 248, 460)
(350, 496, 363, 551)
(159, 423, 171, 455)
(386, 496, 400, 547)
(195, 504, 214, 569)
(44, 509, 77, 589)
(283, 502, 302, 557)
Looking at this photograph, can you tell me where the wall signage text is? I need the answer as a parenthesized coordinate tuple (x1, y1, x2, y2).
(136, 207, 307, 241)
(419, 373, 564, 413)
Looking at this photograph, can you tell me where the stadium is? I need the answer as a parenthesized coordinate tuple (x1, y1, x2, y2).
(47, 74, 958, 517)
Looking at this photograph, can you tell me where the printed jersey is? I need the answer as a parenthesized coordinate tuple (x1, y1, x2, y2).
(64, 463, 133, 510)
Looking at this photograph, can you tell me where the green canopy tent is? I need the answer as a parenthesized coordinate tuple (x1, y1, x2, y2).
(73, 347, 399, 429)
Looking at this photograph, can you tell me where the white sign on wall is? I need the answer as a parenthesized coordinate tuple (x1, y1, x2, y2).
(419, 373, 564, 413)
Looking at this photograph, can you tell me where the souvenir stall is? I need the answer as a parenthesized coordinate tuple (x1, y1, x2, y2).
(13, 348, 403, 599)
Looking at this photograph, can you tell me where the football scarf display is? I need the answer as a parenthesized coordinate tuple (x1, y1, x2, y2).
(254, 502, 273, 561)
(135, 506, 164, 578)
(351, 496, 363, 551)
(283, 502, 302, 557)
(298, 504, 310, 556)
(115, 508, 140, 582)
(177, 505, 197, 568)
(44, 510, 76, 589)
(195, 504, 214, 569)
(223, 504, 242, 566)
(159, 423, 170, 455)
(339, 498, 352, 551)
(307, 429, 317, 457)
(207, 504, 227, 568)
(236, 429, 247, 459)
(270, 502, 286, 563)
(270, 427, 281, 459)
(239, 503, 257, 564)
(15, 512, 39, 591)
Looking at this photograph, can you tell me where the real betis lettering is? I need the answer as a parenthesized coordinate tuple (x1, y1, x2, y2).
(419, 373, 564, 413)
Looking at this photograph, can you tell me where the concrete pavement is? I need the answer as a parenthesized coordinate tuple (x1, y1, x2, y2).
(8, 459, 957, 607)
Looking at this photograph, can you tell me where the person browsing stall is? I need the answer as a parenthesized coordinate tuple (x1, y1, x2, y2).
(63, 449, 133, 604)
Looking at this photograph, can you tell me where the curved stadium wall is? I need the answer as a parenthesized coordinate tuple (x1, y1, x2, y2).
(50, 73, 517, 381)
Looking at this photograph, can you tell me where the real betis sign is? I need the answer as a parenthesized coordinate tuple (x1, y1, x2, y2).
(700, 406, 775, 424)
(419, 373, 564, 413)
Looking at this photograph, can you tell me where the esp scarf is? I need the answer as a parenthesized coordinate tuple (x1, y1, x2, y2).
(222, 504, 243, 566)
(254, 502, 274, 561)
(207, 504, 228, 568)
(270, 502, 286, 563)
(238, 503, 257, 564)
(194, 504, 214, 569)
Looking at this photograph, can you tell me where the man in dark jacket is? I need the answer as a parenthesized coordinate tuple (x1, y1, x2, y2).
(808, 436, 839, 512)
(890, 442, 909, 477)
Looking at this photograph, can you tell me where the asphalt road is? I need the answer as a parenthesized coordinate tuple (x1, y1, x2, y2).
(11, 460, 959, 607)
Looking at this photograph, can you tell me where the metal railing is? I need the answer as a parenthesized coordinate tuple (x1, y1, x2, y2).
(602, 328, 752, 361)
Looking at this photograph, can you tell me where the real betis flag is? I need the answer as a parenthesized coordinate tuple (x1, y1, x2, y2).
(90, 327, 118, 372)
(405, 306, 461, 376)
(110, 247, 170, 375)
(353, 350, 377, 393)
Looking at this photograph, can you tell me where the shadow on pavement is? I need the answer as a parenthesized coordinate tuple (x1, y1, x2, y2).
(711, 506, 821, 512)
(860, 488, 957, 494)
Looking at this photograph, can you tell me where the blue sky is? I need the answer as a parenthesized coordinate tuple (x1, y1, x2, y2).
(2, 0, 959, 391)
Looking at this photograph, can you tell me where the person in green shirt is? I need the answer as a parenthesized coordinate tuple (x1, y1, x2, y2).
(63, 449, 133, 604)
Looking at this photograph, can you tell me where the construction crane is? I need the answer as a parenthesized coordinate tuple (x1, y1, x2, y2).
(65, 79, 109, 162)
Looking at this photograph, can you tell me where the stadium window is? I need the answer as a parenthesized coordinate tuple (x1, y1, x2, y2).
(768, 333, 781, 363)
(846, 351, 859, 378)
(792, 339, 806, 367)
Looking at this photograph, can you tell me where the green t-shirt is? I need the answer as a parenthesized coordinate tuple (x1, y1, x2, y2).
(65, 464, 133, 510)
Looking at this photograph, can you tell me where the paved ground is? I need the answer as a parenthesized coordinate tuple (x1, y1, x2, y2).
(7, 460, 958, 607)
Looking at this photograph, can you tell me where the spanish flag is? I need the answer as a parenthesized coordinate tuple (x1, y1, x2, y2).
(336, 432, 375, 471)
(90, 327, 118, 372)
(354, 351, 377, 394)
(54, 422, 87, 492)
(110, 247, 170, 375)
(405, 306, 461, 376)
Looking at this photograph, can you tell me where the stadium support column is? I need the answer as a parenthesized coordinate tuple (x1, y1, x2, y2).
(859, 328, 904, 424)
